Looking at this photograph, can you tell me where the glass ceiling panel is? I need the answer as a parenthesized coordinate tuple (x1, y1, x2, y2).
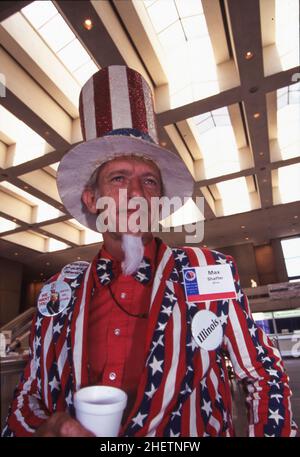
(277, 82, 300, 160)
(0, 181, 62, 222)
(275, 0, 299, 70)
(190, 107, 241, 179)
(216, 177, 251, 216)
(160, 198, 204, 228)
(82, 229, 103, 245)
(21, 1, 98, 86)
(67, 219, 103, 244)
(48, 238, 70, 252)
(0, 217, 19, 233)
(144, 0, 220, 107)
(0, 106, 51, 166)
(277, 164, 300, 204)
(281, 237, 300, 277)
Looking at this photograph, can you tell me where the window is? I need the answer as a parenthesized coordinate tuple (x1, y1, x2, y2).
(281, 237, 300, 281)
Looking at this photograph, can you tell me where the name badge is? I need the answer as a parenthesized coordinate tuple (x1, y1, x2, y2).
(183, 264, 237, 302)
(191, 310, 223, 351)
(37, 280, 71, 317)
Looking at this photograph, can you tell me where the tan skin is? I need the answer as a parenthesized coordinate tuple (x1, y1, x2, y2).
(35, 157, 162, 436)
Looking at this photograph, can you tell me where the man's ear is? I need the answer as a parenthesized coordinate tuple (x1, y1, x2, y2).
(81, 189, 98, 214)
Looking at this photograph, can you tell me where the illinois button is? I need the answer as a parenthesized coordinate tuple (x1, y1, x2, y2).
(191, 310, 223, 351)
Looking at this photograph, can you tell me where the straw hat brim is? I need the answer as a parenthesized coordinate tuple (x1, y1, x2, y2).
(57, 135, 194, 232)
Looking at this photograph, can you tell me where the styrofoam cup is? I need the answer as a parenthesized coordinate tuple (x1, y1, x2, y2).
(74, 385, 128, 437)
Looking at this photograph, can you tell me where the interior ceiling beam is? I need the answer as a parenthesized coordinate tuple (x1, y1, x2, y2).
(157, 86, 242, 126)
(226, 0, 273, 209)
(55, 0, 125, 68)
(0, 1, 32, 22)
(0, 87, 71, 151)
(1, 147, 73, 178)
(6, 176, 67, 213)
(263, 66, 300, 92)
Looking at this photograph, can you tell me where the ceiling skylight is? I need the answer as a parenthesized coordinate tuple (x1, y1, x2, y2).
(48, 238, 70, 252)
(216, 177, 251, 216)
(0, 217, 19, 233)
(276, 164, 300, 204)
(143, 0, 220, 107)
(21, 1, 98, 85)
(190, 107, 241, 179)
(160, 198, 205, 228)
(67, 219, 103, 244)
(0, 182, 62, 223)
(276, 83, 300, 160)
(281, 237, 300, 278)
(275, 0, 299, 71)
(0, 106, 51, 167)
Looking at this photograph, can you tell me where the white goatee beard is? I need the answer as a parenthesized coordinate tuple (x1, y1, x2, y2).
(121, 234, 144, 275)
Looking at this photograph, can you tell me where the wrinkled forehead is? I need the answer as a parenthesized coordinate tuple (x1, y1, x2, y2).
(87, 154, 163, 188)
(99, 155, 161, 175)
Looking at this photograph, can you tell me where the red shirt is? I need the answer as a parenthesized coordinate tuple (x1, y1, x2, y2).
(88, 238, 157, 418)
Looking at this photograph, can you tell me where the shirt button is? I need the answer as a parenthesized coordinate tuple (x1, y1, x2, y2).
(109, 372, 117, 381)
(114, 328, 121, 336)
(120, 292, 126, 299)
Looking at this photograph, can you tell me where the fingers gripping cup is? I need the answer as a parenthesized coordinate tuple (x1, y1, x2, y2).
(74, 386, 128, 437)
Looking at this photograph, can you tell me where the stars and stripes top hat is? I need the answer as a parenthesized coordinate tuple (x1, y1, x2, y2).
(57, 65, 194, 231)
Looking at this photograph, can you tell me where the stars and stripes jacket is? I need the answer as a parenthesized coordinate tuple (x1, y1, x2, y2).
(2, 241, 298, 437)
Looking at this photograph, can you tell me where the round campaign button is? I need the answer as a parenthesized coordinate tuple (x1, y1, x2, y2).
(61, 261, 89, 280)
(191, 310, 223, 351)
(37, 280, 72, 317)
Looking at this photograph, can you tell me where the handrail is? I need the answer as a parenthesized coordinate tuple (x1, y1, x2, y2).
(0, 307, 36, 341)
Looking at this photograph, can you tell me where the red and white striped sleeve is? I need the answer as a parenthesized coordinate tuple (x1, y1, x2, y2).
(223, 255, 298, 437)
(2, 312, 51, 436)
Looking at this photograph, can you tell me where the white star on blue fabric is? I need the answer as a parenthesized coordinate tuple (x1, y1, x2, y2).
(49, 375, 60, 392)
(268, 408, 284, 425)
(216, 257, 227, 265)
(70, 279, 80, 288)
(165, 292, 177, 303)
(145, 383, 157, 400)
(187, 338, 198, 351)
(236, 289, 243, 301)
(175, 252, 187, 262)
(270, 394, 283, 403)
(180, 383, 192, 395)
(171, 404, 182, 419)
(132, 412, 147, 428)
(34, 336, 41, 349)
(149, 356, 163, 375)
(157, 321, 168, 332)
(35, 316, 42, 330)
(267, 379, 280, 389)
(249, 325, 257, 337)
(201, 399, 212, 416)
(161, 305, 172, 316)
(256, 344, 265, 355)
(266, 368, 279, 378)
(53, 322, 63, 334)
(219, 311, 228, 326)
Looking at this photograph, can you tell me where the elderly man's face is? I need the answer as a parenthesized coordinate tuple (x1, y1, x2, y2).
(98, 156, 162, 198)
(83, 156, 162, 234)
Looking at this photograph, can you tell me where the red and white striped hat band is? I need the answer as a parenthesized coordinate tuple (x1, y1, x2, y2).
(79, 66, 158, 144)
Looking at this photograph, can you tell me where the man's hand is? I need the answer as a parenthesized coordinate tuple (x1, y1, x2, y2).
(34, 412, 95, 437)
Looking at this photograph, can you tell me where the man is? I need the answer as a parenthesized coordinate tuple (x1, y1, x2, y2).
(46, 292, 60, 316)
(2, 66, 297, 437)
